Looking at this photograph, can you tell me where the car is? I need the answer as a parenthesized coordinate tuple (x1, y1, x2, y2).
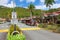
(24, 19, 36, 26)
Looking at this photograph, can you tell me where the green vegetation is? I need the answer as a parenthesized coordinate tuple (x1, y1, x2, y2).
(0, 6, 42, 18)
(9, 25, 21, 34)
(7, 25, 26, 40)
(0, 4, 60, 33)
(44, 0, 55, 9)
(37, 0, 60, 33)
(0, 6, 12, 18)
(7, 34, 25, 40)
(0, 6, 60, 19)
(28, 3, 35, 18)
(38, 24, 60, 33)
(44, 0, 55, 24)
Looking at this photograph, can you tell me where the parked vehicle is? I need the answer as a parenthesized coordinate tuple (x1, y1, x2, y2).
(22, 19, 36, 26)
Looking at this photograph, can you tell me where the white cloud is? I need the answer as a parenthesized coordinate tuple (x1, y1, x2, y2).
(51, 4, 60, 8)
(55, 0, 58, 1)
(0, 0, 16, 8)
(26, 0, 35, 3)
(40, 0, 58, 3)
(0, 0, 60, 9)
(4, 1, 16, 8)
(23, 7, 28, 9)
(20, 0, 24, 2)
(35, 3, 60, 10)
(35, 5, 47, 10)
(0, 0, 9, 5)
(40, 0, 45, 3)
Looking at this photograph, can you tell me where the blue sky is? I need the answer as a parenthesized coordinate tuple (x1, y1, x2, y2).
(0, 0, 60, 10)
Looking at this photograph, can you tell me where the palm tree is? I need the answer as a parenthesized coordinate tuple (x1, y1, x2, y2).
(44, 0, 55, 9)
(28, 3, 35, 19)
(28, 3, 35, 25)
(44, 0, 55, 24)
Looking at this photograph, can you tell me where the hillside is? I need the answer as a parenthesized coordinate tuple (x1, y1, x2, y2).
(0, 6, 43, 18)
(0, 6, 60, 18)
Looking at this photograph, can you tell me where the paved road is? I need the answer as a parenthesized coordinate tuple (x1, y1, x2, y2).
(17, 22, 36, 28)
(23, 30, 60, 40)
(0, 22, 60, 40)
(0, 22, 36, 30)
(0, 30, 60, 40)
(0, 32, 7, 40)
(0, 22, 10, 30)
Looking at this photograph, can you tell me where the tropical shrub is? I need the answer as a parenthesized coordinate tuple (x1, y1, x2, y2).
(7, 33, 25, 40)
(55, 24, 60, 33)
(7, 25, 26, 40)
(38, 23, 44, 28)
(47, 25, 57, 30)
(38, 23, 47, 28)
(9, 25, 21, 34)
(55, 27, 60, 33)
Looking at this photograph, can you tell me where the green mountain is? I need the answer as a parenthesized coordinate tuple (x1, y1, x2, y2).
(0, 6, 60, 18)
(0, 6, 43, 18)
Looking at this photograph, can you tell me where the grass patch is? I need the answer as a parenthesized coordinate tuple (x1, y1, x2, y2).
(38, 23, 60, 33)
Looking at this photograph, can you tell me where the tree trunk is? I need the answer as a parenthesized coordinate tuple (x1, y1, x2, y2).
(49, 6, 54, 24)
(41, 10, 44, 23)
(30, 10, 33, 19)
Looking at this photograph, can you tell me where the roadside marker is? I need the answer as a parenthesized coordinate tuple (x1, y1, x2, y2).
(0, 29, 8, 32)
(0, 27, 40, 32)
(21, 27, 40, 30)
